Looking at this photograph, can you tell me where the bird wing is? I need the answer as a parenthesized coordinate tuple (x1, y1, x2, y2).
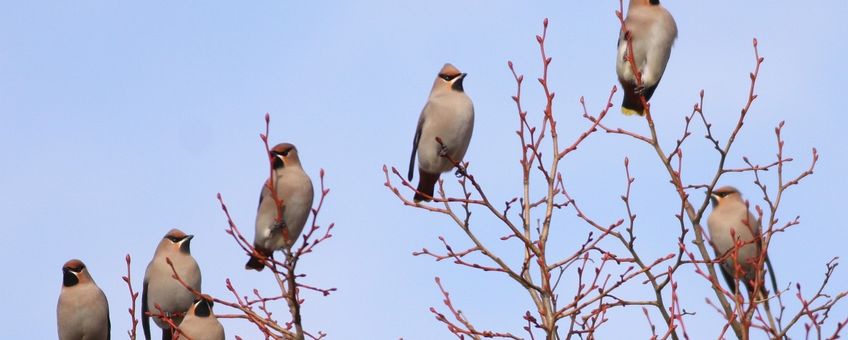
(257, 180, 271, 212)
(719, 264, 739, 295)
(257, 180, 287, 233)
(142, 277, 150, 340)
(747, 212, 764, 252)
(106, 295, 112, 340)
(765, 255, 779, 294)
(756, 214, 780, 295)
(616, 25, 625, 48)
(408, 104, 428, 181)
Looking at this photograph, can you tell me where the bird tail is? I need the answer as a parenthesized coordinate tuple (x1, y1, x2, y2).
(162, 327, 173, 340)
(142, 280, 151, 340)
(414, 170, 440, 202)
(749, 255, 779, 334)
(765, 255, 779, 295)
(759, 257, 780, 336)
(245, 248, 271, 272)
(245, 256, 265, 271)
(621, 91, 645, 116)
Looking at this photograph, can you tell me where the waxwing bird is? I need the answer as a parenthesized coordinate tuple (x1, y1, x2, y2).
(143, 228, 202, 340)
(176, 298, 225, 340)
(616, 0, 677, 116)
(57, 259, 111, 340)
(407, 63, 474, 202)
(246, 143, 315, 271)
(707, 186, 778, 299)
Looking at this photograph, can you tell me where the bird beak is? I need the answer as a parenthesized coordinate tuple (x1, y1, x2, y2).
(459, 73, 468, 79)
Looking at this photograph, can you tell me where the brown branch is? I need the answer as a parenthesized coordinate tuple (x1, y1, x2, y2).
(775, 258, 848, 339)
(164, 256, 294, 339)
(609, 1, 771, 335)
(430, 277, 523, 340)
(146, 305, 191, 340)
(208, 116, 335, 339)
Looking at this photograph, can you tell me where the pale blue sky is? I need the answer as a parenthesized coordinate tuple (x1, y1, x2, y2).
(1, 1, 846, 339)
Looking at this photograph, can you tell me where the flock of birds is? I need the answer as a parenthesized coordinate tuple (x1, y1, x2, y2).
(57, 1, 779, 339)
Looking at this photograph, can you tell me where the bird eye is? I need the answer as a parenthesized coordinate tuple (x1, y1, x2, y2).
(281, 149, 290, 157)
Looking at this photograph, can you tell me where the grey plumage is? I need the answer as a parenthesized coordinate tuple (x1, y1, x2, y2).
(57, 259, 111, 340)
(616, 0, 677, 116)
(246, 143, 314, 271)
(176, 299, 224, 340)
(142, 229, 201, 340)
(408, 63, 474, 202)
(707, 186, 778, 297)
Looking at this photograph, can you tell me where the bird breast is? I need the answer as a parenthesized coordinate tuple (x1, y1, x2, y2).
(58, 284, 108, 340)
(417, 94, 474, 174)
(707, 205, 758, 263)
(146, 255, 201, 313)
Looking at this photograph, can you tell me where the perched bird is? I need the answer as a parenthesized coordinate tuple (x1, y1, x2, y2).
(143, 228, 201, 340)
(176, 298, 224, 340)
(407, 63, 474, 202)
(616, 0, 677, 116)
(707, 186, 778, 298)
(57, 259, 111, 340)
(246, 143, 315, 271)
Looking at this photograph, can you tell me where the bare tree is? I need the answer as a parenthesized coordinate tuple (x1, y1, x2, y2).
(119, 4, 845, 340)
(384, 5, 845, 339)
(124, 114, 336, 340)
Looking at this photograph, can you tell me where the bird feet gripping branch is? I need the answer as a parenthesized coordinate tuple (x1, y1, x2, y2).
(438, 143, 449, 158)
(271, 219, 288, 233)
(438, 143, 468, 178)
(454, 167, 466, 178)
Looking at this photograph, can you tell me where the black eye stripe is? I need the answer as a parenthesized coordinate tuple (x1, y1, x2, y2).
(439, 73, 458, 81)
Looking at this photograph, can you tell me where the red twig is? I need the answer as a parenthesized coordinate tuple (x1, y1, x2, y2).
(146, 305, 191, 340)
(122, 254, 139, 340)
(430, 277, 523, 340)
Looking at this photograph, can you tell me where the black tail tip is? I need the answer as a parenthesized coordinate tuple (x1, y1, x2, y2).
(621, 93, 646, 116)
(245, 256, 265, 271)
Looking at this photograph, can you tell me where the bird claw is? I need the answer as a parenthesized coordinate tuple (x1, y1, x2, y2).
(272, 220, 288, 232)
(438, 144, 449, 157)
(634, 85, 646, 96)
(454, 166, 467, 178)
